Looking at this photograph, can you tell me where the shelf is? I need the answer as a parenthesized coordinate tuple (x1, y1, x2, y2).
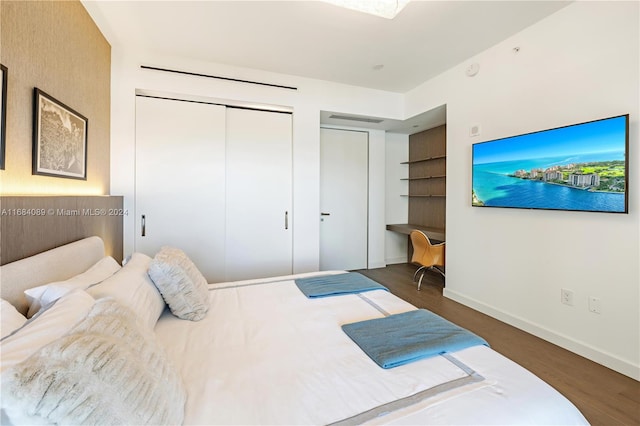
(401, 154, 446, 164)
(401, 194, 446, 198)
(400, 175, 446, 181)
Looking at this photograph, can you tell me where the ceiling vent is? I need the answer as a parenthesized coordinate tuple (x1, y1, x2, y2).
(329, 114, 384, 124)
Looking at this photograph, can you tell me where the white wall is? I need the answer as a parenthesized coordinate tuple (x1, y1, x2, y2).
(109, 50, 404, 275)
(405, 1, 639, 379)
(385, 132, 409, 264)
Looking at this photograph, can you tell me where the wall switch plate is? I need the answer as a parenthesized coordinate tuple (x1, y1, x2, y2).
(588, 296, 602, 314)
(561, 288, 574, 306)
(470, 124, 481, 137)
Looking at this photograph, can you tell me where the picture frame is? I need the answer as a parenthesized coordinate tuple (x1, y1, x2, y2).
(0, 64, 7, 170)
(33, 88, 87, 180)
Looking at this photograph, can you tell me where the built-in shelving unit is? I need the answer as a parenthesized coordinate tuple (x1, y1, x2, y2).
(406, 124, 446, 232)
(387, 124, 447, 245)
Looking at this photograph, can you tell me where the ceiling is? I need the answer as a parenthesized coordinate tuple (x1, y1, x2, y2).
(82, 0, 570, 133)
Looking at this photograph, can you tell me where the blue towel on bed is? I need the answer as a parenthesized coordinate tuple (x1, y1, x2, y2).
(342, 309, 488, 369)
(294, 273, 388, 298)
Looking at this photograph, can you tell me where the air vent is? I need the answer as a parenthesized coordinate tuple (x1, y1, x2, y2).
(329, 114, 384, 124)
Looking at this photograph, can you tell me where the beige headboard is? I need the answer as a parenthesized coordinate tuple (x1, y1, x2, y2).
(0, 236, 106, 315)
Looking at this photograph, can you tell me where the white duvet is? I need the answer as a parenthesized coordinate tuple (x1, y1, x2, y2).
(154, 272, 588, 425)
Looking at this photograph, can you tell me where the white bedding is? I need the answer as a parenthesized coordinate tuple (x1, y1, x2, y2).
(1, 237, 588, 425)
(155, 272, 588, 425)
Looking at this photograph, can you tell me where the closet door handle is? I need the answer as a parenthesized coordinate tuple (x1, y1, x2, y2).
(141, 215, 146, 237)
(285, 211, 289, 230)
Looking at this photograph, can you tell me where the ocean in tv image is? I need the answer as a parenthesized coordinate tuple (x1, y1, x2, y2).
(472, 115, 628, 213)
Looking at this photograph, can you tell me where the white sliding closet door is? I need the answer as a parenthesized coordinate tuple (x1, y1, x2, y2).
(135, 96, 227, 282)
(225, 108, 293, 281)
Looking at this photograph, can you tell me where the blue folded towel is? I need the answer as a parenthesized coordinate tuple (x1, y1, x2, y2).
(295, 273, 388, 298)
(342, 309, 488, 369)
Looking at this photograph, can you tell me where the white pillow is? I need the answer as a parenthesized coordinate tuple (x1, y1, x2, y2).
(1, 298, 186, 426)
(24, 256, 121, 318)
(1, 299, 27, 340)
(148, 246, 209, 321)
(0, 290, 95, 373)
(87, 253, 165, 330)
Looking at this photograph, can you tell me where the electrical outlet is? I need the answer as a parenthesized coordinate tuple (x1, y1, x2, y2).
(588, 296, 602, 314)
(561, 288, 574, 306)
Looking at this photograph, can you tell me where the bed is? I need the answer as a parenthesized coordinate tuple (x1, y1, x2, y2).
(0, 236, 589, 425)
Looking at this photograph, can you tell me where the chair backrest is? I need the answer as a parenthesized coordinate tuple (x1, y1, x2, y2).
(409, 230, 445, 267)
(409, 230, 428, 264)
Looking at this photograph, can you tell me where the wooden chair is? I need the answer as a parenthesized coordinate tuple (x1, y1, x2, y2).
(409, 230, 445, 290)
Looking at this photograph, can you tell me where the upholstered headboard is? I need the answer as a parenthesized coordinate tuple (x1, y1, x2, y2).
(0, 236, 106, 315)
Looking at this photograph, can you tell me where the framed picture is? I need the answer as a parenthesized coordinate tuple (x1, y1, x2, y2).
(33, 88, 87, 180)
(0, 64, 7, 170)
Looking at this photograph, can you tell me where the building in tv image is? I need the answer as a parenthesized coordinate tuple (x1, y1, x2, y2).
(472, 115, 629, 213)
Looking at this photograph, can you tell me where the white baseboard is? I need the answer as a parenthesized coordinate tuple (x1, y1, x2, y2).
(444, 288, 640, 381)
(384, 257, 408, 265)
(368, 261, 387, 269)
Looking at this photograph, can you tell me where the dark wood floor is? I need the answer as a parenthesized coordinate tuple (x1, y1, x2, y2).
(356, 263, 640, 426)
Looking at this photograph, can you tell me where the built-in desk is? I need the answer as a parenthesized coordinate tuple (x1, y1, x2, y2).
(386, 224, 445, 243)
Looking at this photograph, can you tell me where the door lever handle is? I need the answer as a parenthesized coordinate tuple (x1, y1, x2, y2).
(320, 212, 331, 216)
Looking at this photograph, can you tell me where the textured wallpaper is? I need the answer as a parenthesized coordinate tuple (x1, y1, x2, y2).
(0, 0, 110, 195)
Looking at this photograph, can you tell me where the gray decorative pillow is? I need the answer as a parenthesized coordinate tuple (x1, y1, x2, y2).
(148, 246, 210, 321)
(1, 298, 186, 425)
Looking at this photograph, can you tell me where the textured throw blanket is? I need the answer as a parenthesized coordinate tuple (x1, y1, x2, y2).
(295, 273, 388, 298)
(1, 298, 186, 425)
(342, 309, 489, 368)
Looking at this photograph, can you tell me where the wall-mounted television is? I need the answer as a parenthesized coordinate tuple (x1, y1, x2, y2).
(472, 114, 629, 213)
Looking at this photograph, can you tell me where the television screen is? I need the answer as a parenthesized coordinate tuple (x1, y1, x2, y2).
(472, 114, 629, 213)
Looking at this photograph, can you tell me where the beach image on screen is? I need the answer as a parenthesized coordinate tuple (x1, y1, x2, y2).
(472, 115, 628, 213)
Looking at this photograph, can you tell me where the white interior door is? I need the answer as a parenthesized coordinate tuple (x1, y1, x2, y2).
(135, 96, 226, 282)
(320, 128, 368, 271)
(225, 108, 293, 280)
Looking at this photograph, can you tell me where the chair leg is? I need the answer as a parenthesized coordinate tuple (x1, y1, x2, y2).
(417, 267, 446, 291)
(417, 270, 426, 291)
(413, 266, 426, 283)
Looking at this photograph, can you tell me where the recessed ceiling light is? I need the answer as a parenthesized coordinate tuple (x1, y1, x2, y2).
(322, 0, 411, 19)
